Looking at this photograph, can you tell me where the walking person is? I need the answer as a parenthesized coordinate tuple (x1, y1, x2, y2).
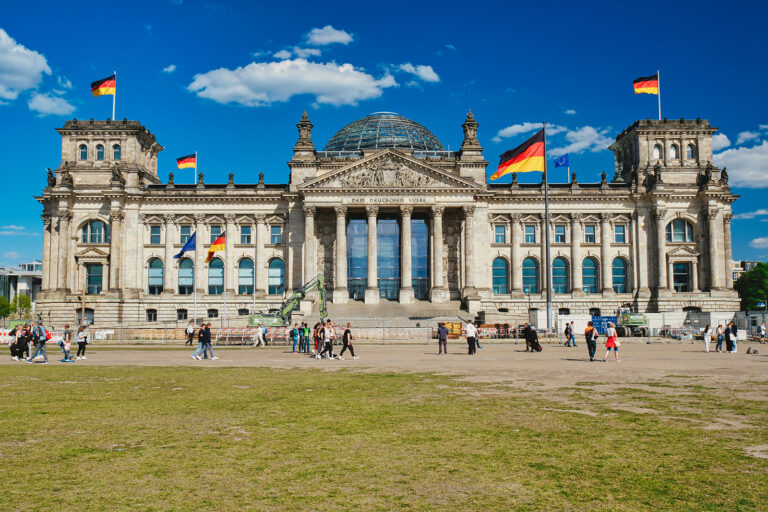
(297, 322, 305, 353)
(466, 320, 478, 355)
(730, 321, 738, 353)
(567, 321, 576, 347)
(339, 322, 358, 360)
(185, 322, 195, 346)
(703, 324, 712, 353)
(603, 322, 620, 362)
(523, 323, 533, 352)
(27, 320, 49, 364)
(254, 323, 265, 347)
(303, 323, 311, 353)
(202, 323, 217, 360)
(584, 321, 599, 362)
(291, 323, 300, 353)
(715, 324, 724, 352)
(75, 325, 88, 360)
(192, 324, 206, 359)
(760, 322, 766, 344)
(437, 322, 449, 355)
(563, 322, 572, 347)
(318, 320, 334, 359)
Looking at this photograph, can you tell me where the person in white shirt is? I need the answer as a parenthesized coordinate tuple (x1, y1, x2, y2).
(466, 320, 478, 355)
(702, 324, 712, 352)
(185, 322, 195, 346)
(760, 322, 766, 344)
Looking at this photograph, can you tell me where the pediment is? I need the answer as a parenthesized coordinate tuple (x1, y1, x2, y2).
(667, 245, 700, 257)
(298, 150, 481, 191)
(75, 246, 109, 259)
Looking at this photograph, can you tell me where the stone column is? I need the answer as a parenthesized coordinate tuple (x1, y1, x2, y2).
(161, 214, 174, 293)
(634, 210, 650, 295)
(723, 213, 733, 289)
(510, 214, 522, 294)
(570, 213, 583, 296)
(399, 205, 414, 303)
(41, 215, 51, 291)
(303, 206, 316, 284)
(254, 214, 267, 296)
(224, 214, 236, 293)
(653, 208, 667, 292)
(692, 260, 699, 291)
(57, 211, 71, 291)
(600, 213, 613, 294)
(110, 210, 125, 291)
(194, 214, 206, 293)
(430, 205, 448, 302)
(708, 210, 724, 290)
(364, 205, 379, 304)
(462, 205, 478, 297)
(333, 206, 348, 304)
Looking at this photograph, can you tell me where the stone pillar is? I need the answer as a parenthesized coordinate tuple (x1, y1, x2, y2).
(57, 211, 71, 291)
(723, 213, 733, 289)
(654, 208, 667, 292)
(41, 215, 51, 291)
(708, 210, 724, 290)
(634, 210, 650, 296)
(364, 205, 379, 304)
(570, 213, 583, 296)
(194, 214, 206, 293)
(510, 214, 522, 294)
(692, 260, 699, 291)
(600, 213, 613, 294)
(162, 214, 174, 293)
(254, 214, 267, 296)
(303, 206, 316, 284)
(110, 210, 124, 291)
(224, 214, 236, 293)
(333, 206, 348, 304)
(430, 205, 448, 302)
(399, 205, 414, 303)
(462, 205, 478, 297)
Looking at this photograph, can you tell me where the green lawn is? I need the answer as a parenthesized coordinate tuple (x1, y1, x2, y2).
(1, 367, 766, 511)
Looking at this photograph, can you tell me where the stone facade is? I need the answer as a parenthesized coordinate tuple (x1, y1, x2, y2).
(36, 114, 740, 327)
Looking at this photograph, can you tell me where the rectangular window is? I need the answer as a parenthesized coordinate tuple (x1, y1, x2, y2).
(524, 224, 536, 244)
(150, 225, 161, 245)
(179, 225, 191, 244)
(554, 224, 566, 244)
(673, 262, 691, 292)
(615, 225, 626, 244)
(270, 225, 282, 244)
(177, 309, 188, 321)
(240, 225, 251, 244)
(584, 225, 596, 243)
(210, 225, 222, 244)
(146, 309, 157, 322)
(85, 263, 103, 295)
(494, 225, 506, 244)
(207, 308, 218, 318)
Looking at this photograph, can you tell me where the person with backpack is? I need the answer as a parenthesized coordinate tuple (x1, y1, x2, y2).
(564, 321, 576, 347)
(584, 321, 599, 362)
(27, 320, 49, 364)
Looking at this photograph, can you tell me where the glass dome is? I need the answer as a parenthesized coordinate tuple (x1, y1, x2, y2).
(323, 112, 445, 152)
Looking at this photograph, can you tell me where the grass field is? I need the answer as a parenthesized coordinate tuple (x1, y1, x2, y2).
(1, 365, 767, 511)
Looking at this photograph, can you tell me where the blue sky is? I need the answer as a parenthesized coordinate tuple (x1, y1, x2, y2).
(1, 0, 766, 267)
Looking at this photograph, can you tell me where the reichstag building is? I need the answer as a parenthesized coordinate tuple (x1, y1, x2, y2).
(36, 111, 740, 326)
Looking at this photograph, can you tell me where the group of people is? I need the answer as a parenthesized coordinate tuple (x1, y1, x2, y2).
(305, 319, 358, 360)
(7, 320, 90, 364)
(190, 323, 217, 360)
(702, 322, 740, 353)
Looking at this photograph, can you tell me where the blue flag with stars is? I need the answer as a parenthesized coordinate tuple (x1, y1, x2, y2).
(554, 154, 569, 168)
(174, 231, 196, 259)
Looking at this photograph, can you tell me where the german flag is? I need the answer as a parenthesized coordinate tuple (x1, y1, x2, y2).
(176, 154, 197, 169)
(633, 74, 659, 95)
(491, 129, 545, 180)
(90, 74, 116, 97)
(206, 232, 226, 263)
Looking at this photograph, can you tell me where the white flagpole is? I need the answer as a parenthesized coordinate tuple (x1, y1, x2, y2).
(567, 164, 571, 184)
(112, 69, 116, 121)
(543, 122, 553, 333)
(195, 151, 198, 185)
(223, 232, 228, 328)
(657, 69, 661, 120)
(193, 257, 198, 327)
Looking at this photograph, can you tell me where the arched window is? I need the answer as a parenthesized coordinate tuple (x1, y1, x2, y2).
(665, 219, 695, 242)
(582, 257, 599, 294)
(652, 144, 662, 160)
(96, 144, 105, 160)
(238, 258, 254, 294)
(612, 258, 628, 293)
(147, 258, 164, 295)
(492, 258, 509, 294)
(208, 258, 224, 295)
(589, 307, 601, 316)
(522, 257, 538, 294)
(670, 144, 679, 159)
(268, 258, 284, 295)
(113, 144, 121, 160)
(81, 220, 110, 244)
(552, 257, 569, 294)
(178, 258, 194, 295)
(686, 144, 696, 160)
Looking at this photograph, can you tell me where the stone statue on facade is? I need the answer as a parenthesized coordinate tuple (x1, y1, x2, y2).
(720, 166, 728, 185)
(460, 110, 481, 150)
(46, 168, 56, 187)
(59, 169, 73, 188)
(110, 165, 126, 186)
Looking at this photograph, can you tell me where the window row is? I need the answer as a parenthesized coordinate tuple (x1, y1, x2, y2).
(494, 223, 627, 244)
(652, 143, 697, 160)
(491, 256, 629, 295)
(148, 257, 285, 296)
(149, 224, 282, 245)
(79, 143, 121, 161)
(146, 307, 253, 322)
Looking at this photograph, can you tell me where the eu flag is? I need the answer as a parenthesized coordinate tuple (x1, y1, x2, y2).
(554, 154, 569, 168)
(174, 232, 196, 259)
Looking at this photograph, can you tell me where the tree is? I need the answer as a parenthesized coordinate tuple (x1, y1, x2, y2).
(0, 296, 10, 324)
(734, 262, 768, 311)
(10, 294, 32, 320)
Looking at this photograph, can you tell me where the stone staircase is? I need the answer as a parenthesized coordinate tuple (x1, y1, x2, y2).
(304, 300, 469, 327)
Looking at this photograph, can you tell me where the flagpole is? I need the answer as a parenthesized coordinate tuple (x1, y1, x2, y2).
(195, 151, 198, 185)
(657, 69, 661, 120)
(567, 165, 571, 185)
(223, 231, 228, 329)
(543, 122, 553, 333)
(112, 70, 116, 121)
(193, 258, 198, 327)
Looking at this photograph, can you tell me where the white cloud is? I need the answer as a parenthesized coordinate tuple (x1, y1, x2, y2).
(564, 109, 576, 115)
(714, 140, 768, 189)
(273, 49, 292, 60)
(0, 28, 51, 101)
(750, 237, 768, 249)
(2, 251, 20, 260)
(736, 131, 760, 145)
(760, 124, 768, 131)
(398, 63, 439, 83)
(549, 126, 613, 157)
(57, 75, 72, 89)
(162, 64, 177, 73)
(445, 43, 456, 50)
(188, 58, 397, 107)
(1, 225, 25, 230)
(293, 46, 321, 58)
(0, 229, 39, 236)
(712, 133, 731, 151)
(492, 122, 567, 143)
(733, 209, 768, 220)
(28, 92, 75, 116)
(252, 50, 270, 58)
(306, 25, 353, 46)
